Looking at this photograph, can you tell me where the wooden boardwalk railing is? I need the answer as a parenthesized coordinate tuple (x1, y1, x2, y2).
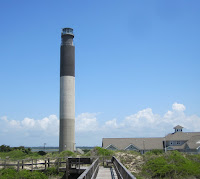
(0, 157, 92, 172)
(0, 156, 136, 179)
(0, 158, 68, 171)
(112, 156, 136, 179)
(77, 158, 99, 179)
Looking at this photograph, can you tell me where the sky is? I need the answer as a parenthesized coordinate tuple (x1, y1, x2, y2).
(0, 0, 200, 147)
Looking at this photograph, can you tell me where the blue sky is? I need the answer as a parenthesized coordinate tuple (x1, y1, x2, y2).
(0, 0, 200, 147)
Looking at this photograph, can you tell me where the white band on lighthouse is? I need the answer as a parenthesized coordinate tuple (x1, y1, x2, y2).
(59, 76, 75, 151)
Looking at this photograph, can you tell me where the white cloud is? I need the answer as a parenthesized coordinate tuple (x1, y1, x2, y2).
(9, 120, 21, 127)
(1, 102, 200, 146)
(172, 102, 186, 111)
(0, 115, 59, 146)
(22, 118, 35, 128)
(0, 116, 8, 121)
(125, 108, 160, 128)
(76, 113, 99, 132)
(104, 119, 124, 129)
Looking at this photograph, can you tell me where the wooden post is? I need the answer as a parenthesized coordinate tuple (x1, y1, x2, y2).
(65, 158, 68, 179)
(45, 159, 47, 170)
(79, 158, 80, 173)
(17, 161, 20, 172)
(57, 158, 59, 173)
(22, 160, 24, 169)
(48, 158, 50, 168)
(4, 159, 6, 169)
(31, 159, 33, 171)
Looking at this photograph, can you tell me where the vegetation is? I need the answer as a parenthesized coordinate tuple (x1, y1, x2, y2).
(141, 151, 200, 178)
(0, 145, 31, 154)
(0, 145, 41, 160)
(145, 149, 164, 155)
(0, 145, 77, 160)
(1, 145, 200, 178)
(58, 150, 76, 157)
(84, 146, 114, 157)
(108, 149, 200, 178)
(0, 168, 47, 179)
(0, 167, 64, 179)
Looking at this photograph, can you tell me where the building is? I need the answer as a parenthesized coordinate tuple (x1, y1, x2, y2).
(102, 125, 200, 154)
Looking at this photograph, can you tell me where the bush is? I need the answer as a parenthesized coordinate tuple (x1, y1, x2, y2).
(0, 145, 32, 154)
(0, 168, 48, 179)
(38, 151, 47, 156)
(94, 147, 114, 156)
(82, 149, 90, 153)
(0, 145, 12, 152)
(0, 150, 27, 159)
(44, 167, 59, 176)
(149, 149, 164, 155)
(0, 168, 16, 179)
(15, 146, 32, 154)
(59, 150, 76, 157)
(142, 151, 200, 178)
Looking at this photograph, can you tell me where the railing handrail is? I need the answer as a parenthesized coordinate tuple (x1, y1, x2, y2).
(112, 156, 136, 179)
(77, 158, 99, 179)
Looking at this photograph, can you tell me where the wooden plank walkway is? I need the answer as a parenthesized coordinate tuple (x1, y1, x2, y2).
(96, 166, 117, 179)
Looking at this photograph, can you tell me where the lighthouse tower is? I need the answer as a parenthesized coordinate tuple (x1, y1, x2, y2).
(59, 28, 75, 152)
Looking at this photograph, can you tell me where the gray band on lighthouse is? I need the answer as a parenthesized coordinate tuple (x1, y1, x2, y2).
(60, 45, 75, 77)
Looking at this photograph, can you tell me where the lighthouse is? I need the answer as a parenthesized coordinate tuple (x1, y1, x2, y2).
(59, 28, 75, 152)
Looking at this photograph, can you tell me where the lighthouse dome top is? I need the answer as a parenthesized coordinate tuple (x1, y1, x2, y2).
(62, 28, 74, 36)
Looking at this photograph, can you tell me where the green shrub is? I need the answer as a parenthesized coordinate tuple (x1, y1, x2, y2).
(143, 156, 175, 178)
(186, 153, 200, 163)
(44, 167, 60, 176)
(0, 168, 48, 179)
(0, 145, 32, 155)
(82, 147, 114, 157)
(18, 170, 32, 179)
(94, 147, 114, 156)
(59, 150, 76, 157)
(0, 168, 16, 179)
(38, 151, 47, 156)
(82, 149, 90, 153)
(0, 150, 27, 159)
(26, 171, 48, 179)
(0, 145, 12, 152)
(141, 151, 200, 178)
(0, 145, 36, 160)
(126, 150, 141, 155)
(145, 149, 164, 156)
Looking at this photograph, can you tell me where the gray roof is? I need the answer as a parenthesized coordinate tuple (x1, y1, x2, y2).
(165, 132, 200, 141)
(186, 135, 200, 149)
(167, 143, 186, 150)
(173, 125, 184, 129)
(102, 137, 164, 150)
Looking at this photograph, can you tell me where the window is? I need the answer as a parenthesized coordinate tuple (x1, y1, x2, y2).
(125, 144, 138, 151)
(177, 141, 181, 145)
(106, 144, 117, 150)
(170, 142, 173, 145)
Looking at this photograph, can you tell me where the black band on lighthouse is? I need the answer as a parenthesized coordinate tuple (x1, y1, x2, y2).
(60, 45, 75, 77)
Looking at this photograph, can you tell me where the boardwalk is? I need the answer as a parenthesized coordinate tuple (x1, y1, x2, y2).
(96, 166, 117, 179)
